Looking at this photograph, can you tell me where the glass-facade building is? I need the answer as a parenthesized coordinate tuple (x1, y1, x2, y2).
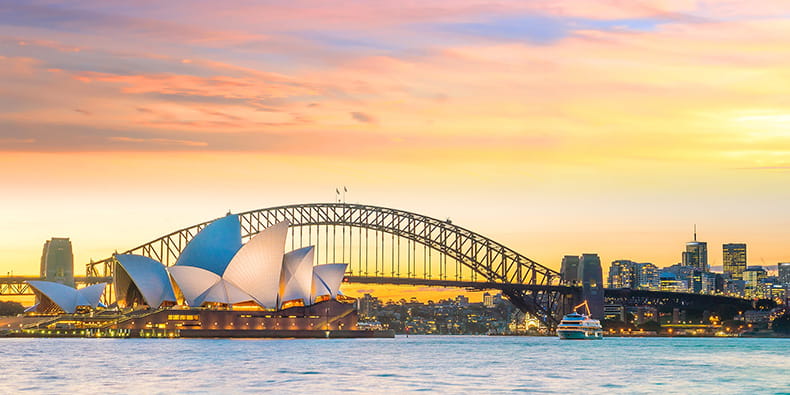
(779, 263, 790, 284)
(607, 260, 658, 290)
(743, 266, 768, 299)
(682, 241, 708, 272)
(722, 243, 747, 280)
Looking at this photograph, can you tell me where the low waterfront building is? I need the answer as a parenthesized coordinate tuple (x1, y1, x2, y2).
(483, 292, 494, 308)
(604, 304, 625, 321)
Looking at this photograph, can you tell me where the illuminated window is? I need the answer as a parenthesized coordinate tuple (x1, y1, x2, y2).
(167, 314, 199, 321)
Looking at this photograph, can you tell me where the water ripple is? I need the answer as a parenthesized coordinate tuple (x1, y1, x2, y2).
(0, 336, 786, 393)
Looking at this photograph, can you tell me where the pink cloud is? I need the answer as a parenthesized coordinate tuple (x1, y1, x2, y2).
(108, 136, 208, 147)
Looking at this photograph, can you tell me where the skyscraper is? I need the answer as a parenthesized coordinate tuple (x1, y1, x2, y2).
(607, 260, 633, 288)
(778, 263, 790, 284)
(743, 266, 767, 299)
(722, 243, 747, 280)
(682, 227, 708, 272)
(39, 238, 74, 287)
(636, 262, 660, 290)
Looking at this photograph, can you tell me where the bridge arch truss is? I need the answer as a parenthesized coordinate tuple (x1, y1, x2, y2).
(87, 203, 571, 326)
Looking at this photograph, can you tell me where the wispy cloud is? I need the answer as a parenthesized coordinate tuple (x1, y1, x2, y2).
(0, 138, 36, 144)
(350, 111, 377, 124)
(735, 166, 790, 170)
(108, 136, 208, 147)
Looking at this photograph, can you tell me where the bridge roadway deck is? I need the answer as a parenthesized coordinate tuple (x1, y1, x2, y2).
(345, 276, 577, 293)
(0, 276, 113, 296)
(0, 276, 113, 283)
(2, 275, 751, 308)
(345, 277, 752, 306)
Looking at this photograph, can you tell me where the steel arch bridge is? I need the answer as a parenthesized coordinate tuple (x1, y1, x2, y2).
(87, 203, 576, 327)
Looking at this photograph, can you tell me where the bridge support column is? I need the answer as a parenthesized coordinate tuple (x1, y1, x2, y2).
(579, 254, 604, 319)
(501, 287, 580, 329)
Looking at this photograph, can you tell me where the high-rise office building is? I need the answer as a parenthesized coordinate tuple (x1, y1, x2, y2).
(560, 255, 580, 285)
(607, 260, 659, 290)
(682, 227, 708, 272)
(779, 263, 790, 284)
(39, 237, 74, 287)
(722, 243, 747, 280)
(743, 266, 767, 299)
(607, 260, 633, 288)
(636, 263, 660, 290)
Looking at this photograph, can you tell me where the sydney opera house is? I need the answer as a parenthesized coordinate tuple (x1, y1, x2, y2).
(20, 215, 385, 338)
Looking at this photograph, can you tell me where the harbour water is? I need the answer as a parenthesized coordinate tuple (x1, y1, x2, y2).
(0, 336, 787, 394)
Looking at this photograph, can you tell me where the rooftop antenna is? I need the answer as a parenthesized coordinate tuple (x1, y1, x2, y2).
(693, 224, 697, 241)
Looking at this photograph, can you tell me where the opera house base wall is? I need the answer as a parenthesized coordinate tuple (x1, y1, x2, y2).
(6, 328, 395, 339)
(113, 300, 359, 332)
(179, 329, 395, 338)
(3, 300, 395, 339)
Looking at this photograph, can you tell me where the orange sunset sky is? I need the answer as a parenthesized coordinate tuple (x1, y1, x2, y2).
(1, 1, 788, 302)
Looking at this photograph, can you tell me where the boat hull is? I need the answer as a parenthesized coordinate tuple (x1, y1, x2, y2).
(557, 329, 603, 340)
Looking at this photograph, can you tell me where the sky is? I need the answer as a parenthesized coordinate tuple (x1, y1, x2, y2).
(1, 1, 789, 297)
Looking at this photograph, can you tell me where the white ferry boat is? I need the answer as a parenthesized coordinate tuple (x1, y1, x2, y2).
(557, 301, 603, 340)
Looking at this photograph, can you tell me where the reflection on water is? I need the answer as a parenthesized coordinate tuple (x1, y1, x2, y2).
(0, 336, 787, 393)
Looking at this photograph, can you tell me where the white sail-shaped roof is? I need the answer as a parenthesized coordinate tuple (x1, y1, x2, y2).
(311, 263, 348, 301)
(78, 283, 107, 309)
(174, 214, 242, 276)
(195, 279, 256, 306)
(168, 265, 220, 307)
(223, 220, 289, 309)
(279, 246, 315, 307)
(27, 280, 106, 314)
(28, 280, 81, 314)
(115, 254, 176, 308)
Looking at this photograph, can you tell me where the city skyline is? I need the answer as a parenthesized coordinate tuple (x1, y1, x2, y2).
(1, 1, 789, 279)
(1, 3, 788, 393)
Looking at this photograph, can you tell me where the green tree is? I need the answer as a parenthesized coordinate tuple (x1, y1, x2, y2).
(772, 314, 790, 334)
(755, 299, 777, 311)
